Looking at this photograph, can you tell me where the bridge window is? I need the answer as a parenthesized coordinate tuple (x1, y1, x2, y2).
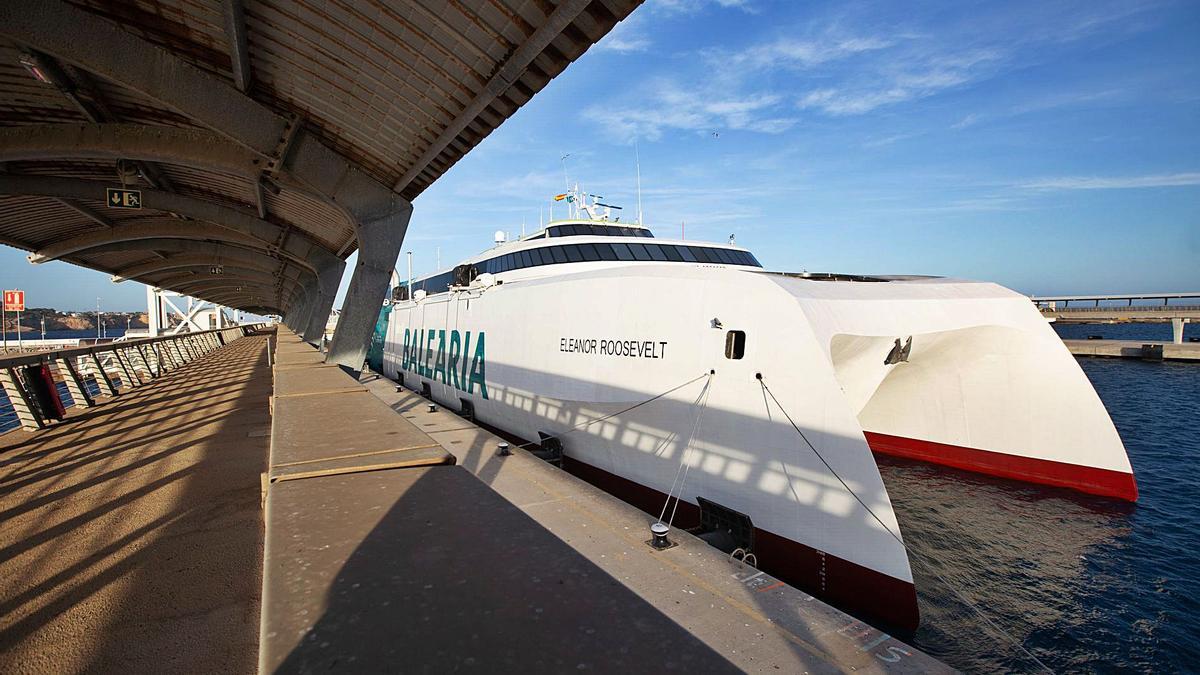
(409, 243, 762, 297)
(547, 224, 654, 238)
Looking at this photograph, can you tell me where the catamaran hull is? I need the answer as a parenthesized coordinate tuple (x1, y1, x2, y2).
(382, 264, 1136, 630)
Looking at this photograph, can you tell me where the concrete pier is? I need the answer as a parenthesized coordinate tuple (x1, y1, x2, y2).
(0, 332, 271, 673)
(1063, 339, 1200, 362)
(357, 374, 949, 673)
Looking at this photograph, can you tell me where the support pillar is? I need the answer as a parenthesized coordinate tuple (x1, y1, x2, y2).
(289, 287, 315, 341)
(147, 285, 163, 337)
(1172, 318, 1187, 345)
(327, 203, 411, 373)
(303, 259, 347, 346)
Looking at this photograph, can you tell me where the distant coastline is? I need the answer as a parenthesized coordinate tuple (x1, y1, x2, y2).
(0, 307, 148, 333)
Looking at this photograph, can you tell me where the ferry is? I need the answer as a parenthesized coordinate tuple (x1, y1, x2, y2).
(380, 188, 1136, 631)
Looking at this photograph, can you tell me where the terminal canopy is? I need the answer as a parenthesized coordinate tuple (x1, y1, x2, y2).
(0, 0, 640, 318)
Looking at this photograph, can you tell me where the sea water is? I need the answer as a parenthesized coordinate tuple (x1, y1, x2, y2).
(884, 323, 1200, 671)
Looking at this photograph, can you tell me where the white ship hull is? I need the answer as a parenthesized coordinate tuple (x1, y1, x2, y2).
(381, 227, 1134, 631)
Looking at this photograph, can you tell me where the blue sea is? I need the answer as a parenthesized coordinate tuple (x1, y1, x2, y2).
(883, 322, 1200, 672)
(1, 324, 1197, 672)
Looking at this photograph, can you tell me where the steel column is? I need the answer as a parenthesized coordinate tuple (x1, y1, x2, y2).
(326, 203, 411, 372)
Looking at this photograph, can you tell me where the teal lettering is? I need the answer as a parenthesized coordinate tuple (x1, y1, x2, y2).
(415, 329, 424, 376)
(402, 328, 411, 370)
(448, 330, 462, 389)
(461, 332, 472, 388)
(434, 330, 447, 383)
(425, 329, 436, 378)
(469, 332, 488, 400)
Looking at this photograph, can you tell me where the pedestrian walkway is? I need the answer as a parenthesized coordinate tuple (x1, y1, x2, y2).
(0, 333, 271, 674)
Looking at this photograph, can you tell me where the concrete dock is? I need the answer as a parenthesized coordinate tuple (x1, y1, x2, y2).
(361, 374, 949, 673)
(1063, 339, 1200, 362)
(0, 332, 271, 673)
(2, 326, 950, 673)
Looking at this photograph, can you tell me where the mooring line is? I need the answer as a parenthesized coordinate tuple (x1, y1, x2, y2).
(757, 375, 1054, 675)
(509, 371, 711, 452)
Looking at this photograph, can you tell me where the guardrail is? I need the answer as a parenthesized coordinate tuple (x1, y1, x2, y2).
(1040, 305, 1200, 314)
(0, 324, 265, 433)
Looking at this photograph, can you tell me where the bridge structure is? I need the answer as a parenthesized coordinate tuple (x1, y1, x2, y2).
(1032, 292, 1200, 344)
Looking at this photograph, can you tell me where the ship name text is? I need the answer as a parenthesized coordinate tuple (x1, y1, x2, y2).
(560, 337, 668, 359)
(402, 328, 488, 399)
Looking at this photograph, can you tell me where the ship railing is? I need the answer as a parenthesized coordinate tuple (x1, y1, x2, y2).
(0, 324, 266, 434)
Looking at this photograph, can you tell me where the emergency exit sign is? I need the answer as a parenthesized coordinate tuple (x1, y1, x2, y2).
(107, 188, 142, 209)
(3, 289, 24, 312)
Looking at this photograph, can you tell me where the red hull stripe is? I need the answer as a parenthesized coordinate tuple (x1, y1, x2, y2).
(864, 431, 1138, 502)
(563, 456, 921, 633)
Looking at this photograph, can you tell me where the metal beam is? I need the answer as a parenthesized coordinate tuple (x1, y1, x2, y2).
(156, 268, 301, 292)
(57, 198, 113, 228)
(164, 273, 303, 299)
(0, 174, 337, 272)
(392, 0, 592, 194)
(20, 49, 176, 193)
(0, 0, 285, 157)
(253, 176, 268, 219)
(220, 0, 252, 93)
(0, 123, 359, 244)
(112, 254, 295, 283)
(28, 220, 280, 266)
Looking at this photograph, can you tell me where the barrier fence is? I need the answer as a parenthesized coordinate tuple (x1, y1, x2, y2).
(0, 324, 265, 434)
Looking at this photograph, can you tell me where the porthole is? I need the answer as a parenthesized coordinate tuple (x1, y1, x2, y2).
(725, 330, 746, 359)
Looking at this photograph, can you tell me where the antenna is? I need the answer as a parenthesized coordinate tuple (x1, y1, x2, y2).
(635, 141, 644, 225)
(681, 221, 685, 240)
(406, 252, 412, 292)
(521, 218, 526, 238)
(560, 153, 571, 192)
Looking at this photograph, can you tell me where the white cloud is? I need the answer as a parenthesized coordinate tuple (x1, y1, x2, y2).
(1020, 173, 1200, 190)
(584, 83, 796, 141)
(720, 35, 892, 70)
(651, 0, 753, 15)
(951, 113, 981, 130)
(861, 132, 922, 148)
(796, 48, 1003, 115)
(599, 13, 652, 53)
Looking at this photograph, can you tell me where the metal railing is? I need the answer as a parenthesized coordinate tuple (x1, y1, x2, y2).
(0, 324, 265, 433)
(1040, 305, 1200, 314)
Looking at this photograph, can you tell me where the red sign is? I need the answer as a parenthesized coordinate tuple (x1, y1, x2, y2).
(3, 289, 24, 312)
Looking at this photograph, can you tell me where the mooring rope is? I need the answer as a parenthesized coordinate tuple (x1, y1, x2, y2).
(756, 374, 1054, 674)
(510, 371, 711, 451)
(658, 372, 713, 529)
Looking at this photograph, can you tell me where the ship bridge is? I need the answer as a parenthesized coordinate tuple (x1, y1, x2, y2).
(0, 0, 639, 369)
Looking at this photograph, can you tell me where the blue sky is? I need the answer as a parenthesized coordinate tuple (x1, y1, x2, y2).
(3, 0, 1197, 311)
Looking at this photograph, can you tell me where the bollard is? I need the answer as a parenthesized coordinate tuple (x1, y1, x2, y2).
(497, 442, 511, 456)
(427, 403, 437, 413)
(649, 522, 672, 550)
